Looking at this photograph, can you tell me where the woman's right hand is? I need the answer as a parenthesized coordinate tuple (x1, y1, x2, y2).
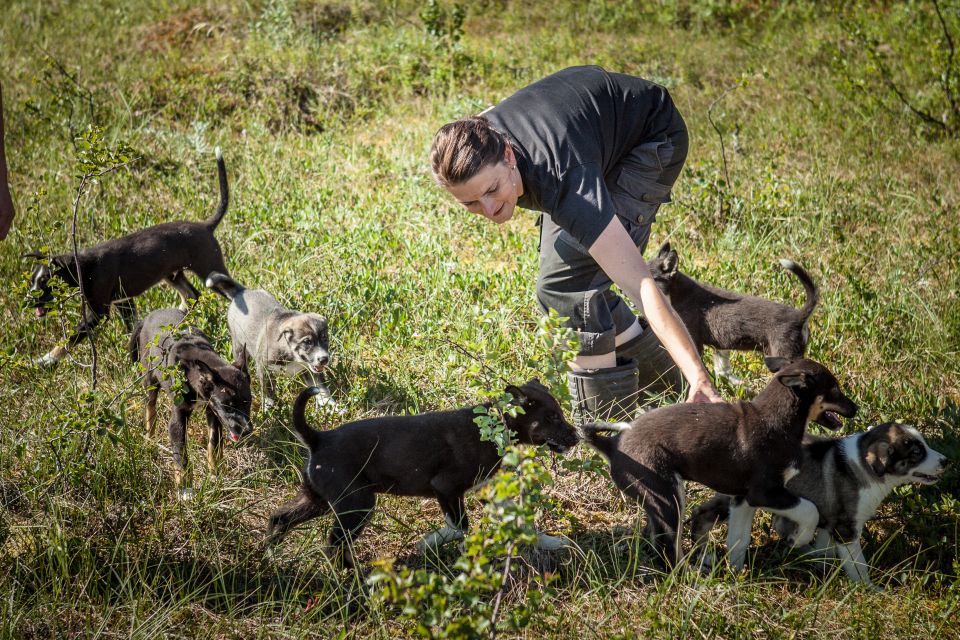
(686, 377, 724, 404)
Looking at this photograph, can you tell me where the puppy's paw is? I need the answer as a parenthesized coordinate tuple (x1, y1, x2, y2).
(417, 527, 464, 554)
(315, 395, 346, 416)
(535, 533, 573, 552)
(261, 397, 277, 412)
(263, 544, 278, 562)
(787, 525, 817, 549)
(35, 353, 60, 368)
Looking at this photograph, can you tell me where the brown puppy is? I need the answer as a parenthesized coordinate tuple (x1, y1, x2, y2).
(129, 308, 252, 499)
(583, 357, 857, 567)
(26, 148, 231, 367)
(267, 380, 580, 564)
(647, 243, 818, 387)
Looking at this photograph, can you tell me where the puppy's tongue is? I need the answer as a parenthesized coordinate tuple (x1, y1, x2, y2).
(35, 307, 46, 318)
(229, 432, 240, 443)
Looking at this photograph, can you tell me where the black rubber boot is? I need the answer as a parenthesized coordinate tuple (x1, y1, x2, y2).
(616, 326, 685, 404)
(567, 358, 639, 425)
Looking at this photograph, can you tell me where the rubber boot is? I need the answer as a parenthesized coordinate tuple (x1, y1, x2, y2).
(616, 325, 685, 405)
(567, 358, 639, 425)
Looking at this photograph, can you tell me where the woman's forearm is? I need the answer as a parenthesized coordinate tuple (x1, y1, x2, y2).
(588, 218, 720, 400)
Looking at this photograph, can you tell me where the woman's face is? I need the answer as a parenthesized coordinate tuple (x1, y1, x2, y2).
(445, 147, 522, 224)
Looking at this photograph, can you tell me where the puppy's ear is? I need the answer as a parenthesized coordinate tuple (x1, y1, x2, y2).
(660, 249, 678, 276)
(280, 328, 294, 346)
(233, 348, 249, 377)
(777, 371, 808, 390)
(764, 356, 790, 373)
(865, 440, 890, 476)
(505, 385, 528, 405)
(21, 252, 45, 261)
(657, 242, 671, 257)
(191, 360, 217, 393)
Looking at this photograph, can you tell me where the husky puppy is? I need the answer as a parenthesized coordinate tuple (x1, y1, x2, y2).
(266, 380, 580, 565)
(129, 308, 252, 499)
(691, 422, 948, 587)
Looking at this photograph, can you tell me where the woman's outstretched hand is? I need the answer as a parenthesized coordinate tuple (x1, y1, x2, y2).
(687, 378, 724, 404)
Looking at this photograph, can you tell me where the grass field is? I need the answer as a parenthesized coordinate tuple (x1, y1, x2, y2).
(1, 1, 959, 638)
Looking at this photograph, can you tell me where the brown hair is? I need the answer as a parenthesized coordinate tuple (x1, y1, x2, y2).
(430, 116, 508, 187)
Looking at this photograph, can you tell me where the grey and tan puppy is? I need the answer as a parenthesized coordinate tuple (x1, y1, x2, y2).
(205, 272, 334, 409)
(129, 308, 252, 499)
(647, 243, 818, 388)
(691, 422, 948, 587)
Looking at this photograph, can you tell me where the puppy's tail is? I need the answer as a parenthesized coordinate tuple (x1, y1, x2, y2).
(203, 147, 229, 230)
(127, 319, 145, 364)
(580, 421, 630, 458)
(292, 387, 325, 450)
(780, 259, 819, 320)
(205, 271, 245, 300)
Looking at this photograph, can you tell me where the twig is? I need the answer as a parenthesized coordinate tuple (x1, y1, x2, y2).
(69, 159, 139, 389)
(488, 543, 514, 640)
(706, 83, 740, 188)
(70, 173, 96, 388)
(932, 0, 958, 126)
(440, 335, 511, 388)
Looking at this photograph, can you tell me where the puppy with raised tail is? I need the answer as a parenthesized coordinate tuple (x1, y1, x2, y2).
(129, 308, 252, 499)
(691, 422, 948, 587)
(26, 148, 232, 367)
(205, 272, 334, 410)
(583, 357, 857, 567)
(647, 243, 818, 388)
(266, 380, 580, 565)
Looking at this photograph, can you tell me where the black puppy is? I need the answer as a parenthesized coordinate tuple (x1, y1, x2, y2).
(647, 243, 818, 387)
(129, 307, 252, 499)
(583, 357, 857, 567)
(267, 380, 580, 564)
(26, 148, 231, 367)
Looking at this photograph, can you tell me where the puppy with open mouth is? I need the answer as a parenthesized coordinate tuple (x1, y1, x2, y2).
(691, 421, 949, 587)
(24, 148, 232, 367)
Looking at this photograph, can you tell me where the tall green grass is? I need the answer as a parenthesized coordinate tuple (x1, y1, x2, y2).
(1, 1, 958, 637)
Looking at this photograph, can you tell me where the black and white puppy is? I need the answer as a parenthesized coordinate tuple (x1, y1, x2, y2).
(691, 422, 948, 586)
(583, 357, 857, 567)
(647, 243, 818, 387)
(266, 380, 580, 565)
(25, 148, 231, 367)
(129, 308, 252, 499)
(205, 272, 334, 410)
